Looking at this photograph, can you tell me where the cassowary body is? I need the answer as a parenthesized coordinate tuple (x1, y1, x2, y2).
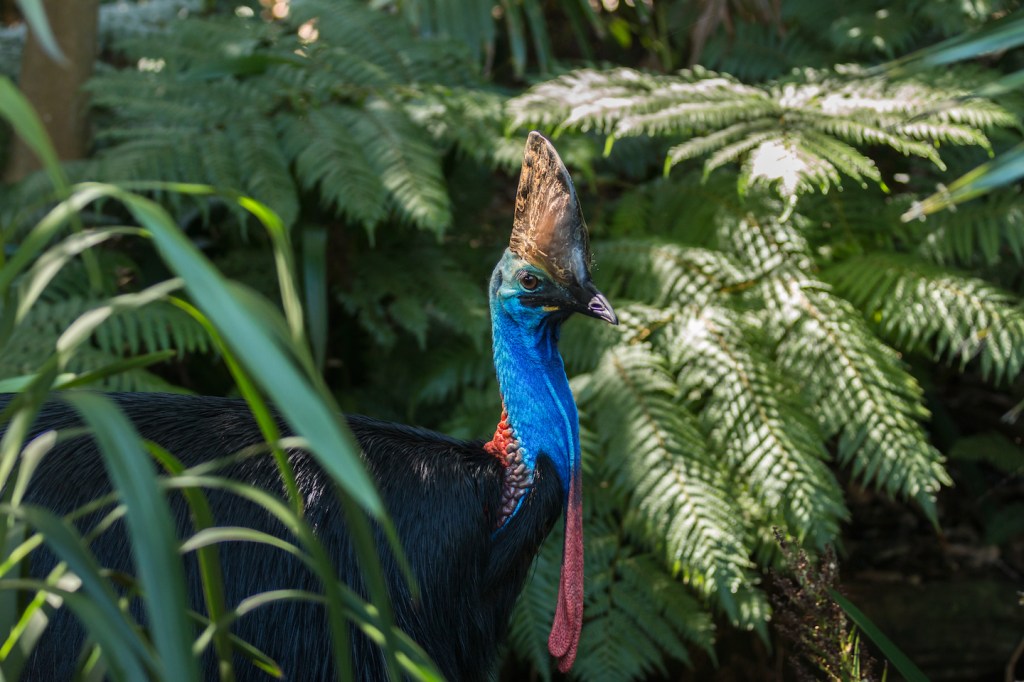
(7, 132, 617, 680)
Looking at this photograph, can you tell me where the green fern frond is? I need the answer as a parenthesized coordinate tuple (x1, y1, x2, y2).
(597, 241, 753, 308)
(700, 20, 827, 81)
(578, 345, 765, 627)
(914, 190, 1024, 267)
(282, 107, 389, 228)
(825, 252, 1024, 384)
(409, 341, 492, 408)
(510, 66, 1015, 202)
(669, 306, 847, 547)
(0, 297, 209, 389)
(77, 0, 484, 236)
(778, 286, 951, 516)
(352, 100, 452, 233)
(336, 244, 486, 349)
(721, 215, 950, 516)
(438, 383, 501, 440)
(93, 301, 211, 357)
(233, 118, 300, 228)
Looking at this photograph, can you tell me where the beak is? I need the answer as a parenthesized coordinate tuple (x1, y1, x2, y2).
(584, 290, 618, 325)
(573, 280, 618, 325)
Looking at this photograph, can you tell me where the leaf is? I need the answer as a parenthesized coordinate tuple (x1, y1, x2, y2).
(825, 253, 1024, 384)
(904, 142, 1024, 219)
(829, 590, 930, 682)
(0, 506, 154, 679)
(579, 345, 765, 627)
(885, 10, 1024, 71)
(62, 393, 199, 682)
(0, 78, 68, 199)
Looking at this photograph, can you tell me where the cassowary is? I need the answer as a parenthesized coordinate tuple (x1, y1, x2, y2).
(5, 132, 618, 680)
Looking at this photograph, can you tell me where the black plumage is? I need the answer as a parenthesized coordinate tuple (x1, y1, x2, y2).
(12, 393, 562, 681)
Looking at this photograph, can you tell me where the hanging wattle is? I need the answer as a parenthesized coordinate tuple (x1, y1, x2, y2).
(549, 471, 583, 671)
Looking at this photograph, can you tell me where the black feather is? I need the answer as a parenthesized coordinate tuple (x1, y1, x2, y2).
(6, 393, 563, 681)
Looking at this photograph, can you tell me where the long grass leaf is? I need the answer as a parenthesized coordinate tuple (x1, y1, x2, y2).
(62, 393, 199, 682)
(0, 78, 66, 197)
(95, 184, 382, 517)
(829, 589, 930, 682)
(12, 0, 65, 63)
(0, 506, 154, 676)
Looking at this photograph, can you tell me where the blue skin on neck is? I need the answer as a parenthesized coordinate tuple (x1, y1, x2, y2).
(489, 249, 580, 510)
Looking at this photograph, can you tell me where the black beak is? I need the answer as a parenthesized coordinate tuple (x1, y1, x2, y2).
(576, 282, 618, 325)
(585, 291, 618, 325)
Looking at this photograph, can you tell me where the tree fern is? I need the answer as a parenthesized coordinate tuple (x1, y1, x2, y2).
(23, 0, 506, 239)
(720, 214, 951, 515)
(509, 66, 1016, 203)
(577, 345, 766, 628)
(670, 305, 847, 547)
(825, 252, 1024, 383)
(778, 285, 950, 513)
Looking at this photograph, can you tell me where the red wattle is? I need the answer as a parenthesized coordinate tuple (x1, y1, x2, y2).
(548, 472, 583, 673)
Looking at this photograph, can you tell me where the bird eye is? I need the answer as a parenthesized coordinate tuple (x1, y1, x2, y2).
(519, 273, 540, 291)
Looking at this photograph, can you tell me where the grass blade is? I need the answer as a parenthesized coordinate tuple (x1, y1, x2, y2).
(0, 506, 154, 677)
(63, 393, 199, 682)
(829, 589, 930, 682)
(13, 0, 65, 63)
(0, 78, 67, 197)
(301, 225, 329, 373)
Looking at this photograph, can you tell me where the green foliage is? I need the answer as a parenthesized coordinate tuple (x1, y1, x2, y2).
(825, 252, 1024, 383)
(336, 242, 489, 350)
(380, 0, 607, 77)
(509, 66, 1016, 203)
(0, 295, 209, 391)
(6, 0, 1024, 678)
(578, 345, 764, 624)
(0, 75, 441, 679)
(699, 0, 1019, 78)
(27, 0, 506, 239)
(770, 537, 886, 682)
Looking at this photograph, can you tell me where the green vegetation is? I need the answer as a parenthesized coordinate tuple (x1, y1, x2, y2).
(2, 0, 1023, 679)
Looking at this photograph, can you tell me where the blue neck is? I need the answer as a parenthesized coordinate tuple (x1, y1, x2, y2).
(490, 291, 579, 500)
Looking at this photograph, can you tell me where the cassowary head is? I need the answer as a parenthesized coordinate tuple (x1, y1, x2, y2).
(491, 132, 618, 329)
(489, 131, 617, 673)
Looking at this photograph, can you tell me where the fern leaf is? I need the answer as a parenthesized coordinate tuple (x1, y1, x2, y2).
(779, 286, 951, 517)
(825, 253, 1024, 384)
(510, 65, 1013, 202)
(915, 190, 1024, 267)
(578, 345, 765, 627)
(597, 241, 753, 309)
(282, 107, 389, 229)
(670, 306, 847, 547)
(233, 118, 300, 228)
(723, 216, 950, 517)
(351, 100, 452, 234)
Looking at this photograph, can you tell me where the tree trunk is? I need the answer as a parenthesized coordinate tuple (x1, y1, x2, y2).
(4, 0, 100, 182)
